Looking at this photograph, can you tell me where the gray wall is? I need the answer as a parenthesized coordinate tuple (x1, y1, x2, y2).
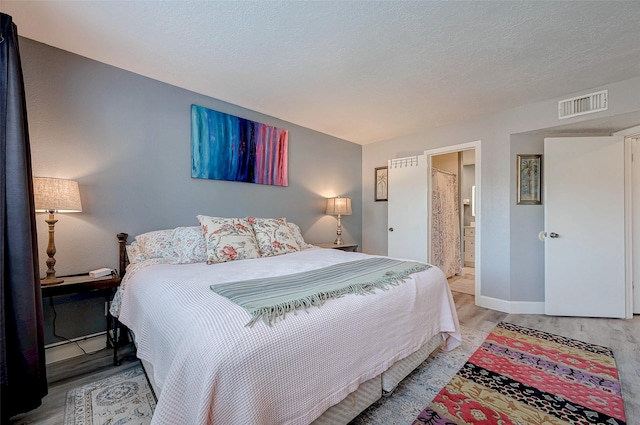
(509, 135, 544, 302)
(21, 38, 362, 343)
(362, 75, 640, 304)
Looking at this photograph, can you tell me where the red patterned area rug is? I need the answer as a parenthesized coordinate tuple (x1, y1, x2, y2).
(413, 322, 626, 425)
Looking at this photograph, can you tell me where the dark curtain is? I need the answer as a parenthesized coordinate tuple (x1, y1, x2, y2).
(0, 13, 48, 420)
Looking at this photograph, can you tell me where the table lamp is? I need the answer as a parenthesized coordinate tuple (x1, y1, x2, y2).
(33, 177, 82, 285)
(325, 196, 352, 245)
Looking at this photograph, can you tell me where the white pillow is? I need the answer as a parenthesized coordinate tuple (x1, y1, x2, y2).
(172, 226, 207, 264)
(197, 215, 261, 264)
(287, 222, 314, 249)
(248, 217, 300, 257)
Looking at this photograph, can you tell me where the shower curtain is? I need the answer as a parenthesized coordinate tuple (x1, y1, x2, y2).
(430, 168, 462, 278)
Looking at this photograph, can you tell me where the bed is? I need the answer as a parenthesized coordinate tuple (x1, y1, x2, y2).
(112, 219, 461, 425)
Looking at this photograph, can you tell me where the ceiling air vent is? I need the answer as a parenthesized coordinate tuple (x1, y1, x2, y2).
(558, 90, 608, 119)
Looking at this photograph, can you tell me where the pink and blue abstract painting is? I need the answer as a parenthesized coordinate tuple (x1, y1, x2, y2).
(191, 105, 289, 186)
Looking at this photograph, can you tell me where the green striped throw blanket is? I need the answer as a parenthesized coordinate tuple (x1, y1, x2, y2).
(211, 258, 431, 326)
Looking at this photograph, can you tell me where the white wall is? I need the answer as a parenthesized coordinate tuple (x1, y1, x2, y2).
(362, 76, 640, 306)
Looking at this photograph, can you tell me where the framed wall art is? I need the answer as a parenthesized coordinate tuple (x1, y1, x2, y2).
(517, 154, 542, 205)
(375, 166, 388, 202)
(191, 104, 289, 186)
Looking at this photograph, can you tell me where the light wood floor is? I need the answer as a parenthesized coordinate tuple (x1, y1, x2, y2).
(447, 266, 475, 295)
(10, 293, 640, 424)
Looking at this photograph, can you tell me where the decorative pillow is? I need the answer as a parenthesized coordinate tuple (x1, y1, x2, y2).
(248, 217, 300, 257)
(134, 229, 175, 259)
(287, 222, 315, 249)
(125, 241, 148, 264)
(172, 226, 207, 264)
(197, 215, 261, 264)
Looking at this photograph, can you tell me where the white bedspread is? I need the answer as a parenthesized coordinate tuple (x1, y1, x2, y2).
(118, 248, 461, 425)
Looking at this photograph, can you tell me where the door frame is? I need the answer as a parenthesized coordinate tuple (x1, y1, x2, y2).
(424, 140, 481, 300)
(613, 125, 640, 317)
(629, 137, 638, 315)
(625, 137, 634, 318)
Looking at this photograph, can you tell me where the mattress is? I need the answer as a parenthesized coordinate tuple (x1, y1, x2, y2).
(118, 248, 461, 425)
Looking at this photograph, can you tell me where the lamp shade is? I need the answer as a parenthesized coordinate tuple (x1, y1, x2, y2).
(33, 177, 82, 213)
(325, 197, 352, 216)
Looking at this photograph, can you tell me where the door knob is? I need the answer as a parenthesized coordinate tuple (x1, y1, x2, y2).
(550, 232, 559, 238)
(388, 227, 394, 232)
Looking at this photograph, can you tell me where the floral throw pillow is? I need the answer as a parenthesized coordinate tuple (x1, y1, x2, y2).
(248, 217, 300, 257)
(172, 226, 207, 264)
(135, 229, 175, 259)
(126, 241, 148, 264)
(197, 215, 261, 264)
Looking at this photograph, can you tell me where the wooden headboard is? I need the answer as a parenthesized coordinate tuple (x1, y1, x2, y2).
(117, 233, 129, 278)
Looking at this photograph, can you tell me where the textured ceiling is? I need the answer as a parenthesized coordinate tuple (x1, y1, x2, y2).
(3, 1, 640, 144)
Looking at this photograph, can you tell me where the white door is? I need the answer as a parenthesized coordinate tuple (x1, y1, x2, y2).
(633, 138, 640, 314)
(544, 136, 626, 318)
(388, 155, 428, 262)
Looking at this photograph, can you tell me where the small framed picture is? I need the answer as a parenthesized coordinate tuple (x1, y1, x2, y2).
(375, 166, 388, 202)
(517, 154, 542, 205)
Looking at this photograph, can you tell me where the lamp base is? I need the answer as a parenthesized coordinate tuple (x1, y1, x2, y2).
(42, 213, 64, 286)
(334, 213, 344, 245)
(41, 276, 64, 286)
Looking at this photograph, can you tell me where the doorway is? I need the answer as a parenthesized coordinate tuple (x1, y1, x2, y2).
(426, 141, 481, 300)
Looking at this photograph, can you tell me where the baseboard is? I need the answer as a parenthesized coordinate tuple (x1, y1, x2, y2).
(44, 331, 107, 364)
(476, 295, 545, 315)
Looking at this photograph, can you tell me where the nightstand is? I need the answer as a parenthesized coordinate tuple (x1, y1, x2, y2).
(41, 273, 122, 366)
(315, 243, 359, 252)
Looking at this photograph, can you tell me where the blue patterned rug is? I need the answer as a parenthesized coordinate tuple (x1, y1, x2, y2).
(64, 327, 485, 424)
(64, 366, 155, 425)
